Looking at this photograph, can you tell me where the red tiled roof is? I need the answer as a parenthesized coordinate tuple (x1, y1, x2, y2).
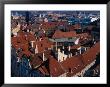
(36, 37, 53, 53)
(39, 21, 68, 31)
(77, 33, 89, 39)
(30, 54, 43, 68)
(61, 56, 84, 76)
(20, 43, 29, 51)
(13, 44, 21, 50)
(52, 30, 77, 39)
(48, 56, 65, 77)
(82, 42, 100, 65)
(70, 44, 81, 49)
(11, 37, 18, 45)
(40, 22, 57, 31)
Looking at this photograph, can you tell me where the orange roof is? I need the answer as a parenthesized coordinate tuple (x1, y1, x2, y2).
(48, 56, 65, 77)
(40, 22, 57, 31)
(77, 33, 89, 39)
(40, 21, 67, 31)
(12, 43, 21, 50)
(70, 44, 81, 49)
(11, 37, 18, 45)
(82, 42, 100, 65)
(61, 56, 84, 76)
(52, 30, 77, 39)
(20, 43, 29, 51)
(36, 38, 53, 53)
(26, 33, 36, 41)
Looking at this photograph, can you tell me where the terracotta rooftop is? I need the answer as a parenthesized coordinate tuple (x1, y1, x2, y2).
(36, 37, 53, 53)
(70, 44, 81, 49)
(82, 42, 100, 65)
(77, 33, 89, 39)
(61, 56, 84, 76)
(40, 22, 57, 31)
(52, 30, 77, 39)
(48, 55, 65, 77)
(30, 54, 43, 69)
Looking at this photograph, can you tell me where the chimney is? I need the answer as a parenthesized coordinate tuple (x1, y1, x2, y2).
(94, 41, 96, 44)
(79, 48, 81, 54)
(58, 48, 61, 62)
(39, 38, 42, 41)
(68, 54, 71, 58)
(62, 50, 64, 54)
(70, 53, 72, 57)
(58, 48, 60, 52)
(43, 52, 45, 61)
(13, 32, 17, 36)
(68, 46, 71, 51)
(93, 37, 94, 41)
(76, 52, 78, 55)
(31, 41, 35, 48)
(35, 44, 38, 54)
(28, 59, 31, 68)
(36, 36, 38, 40)
(63, 46, 64, 49)
(85, 47, 87, 51)
(56, 42, 57, 51)
(27, 29, 29, 32)
(17, 23, 21, 29)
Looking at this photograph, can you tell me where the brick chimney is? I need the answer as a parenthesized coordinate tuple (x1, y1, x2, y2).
(68, 46, 71, 51)
(43, 52, 45, 61)
(31, 41, 35, 48)
(56, 42, 57, 51)
(35, 44, 38, 54)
